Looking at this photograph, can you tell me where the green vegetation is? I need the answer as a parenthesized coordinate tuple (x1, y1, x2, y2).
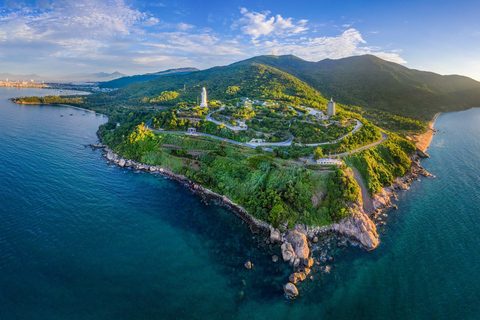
(14, 96, 84, 104)
(345, 133, 416, 193)
(18, 53, 451, 228)
(98, 112, 363, 228)
(99, 67, 199, 89)
(236, 54, 480, 128)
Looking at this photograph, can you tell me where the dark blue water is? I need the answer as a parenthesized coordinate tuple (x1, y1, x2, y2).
(1, 88, 479, 319)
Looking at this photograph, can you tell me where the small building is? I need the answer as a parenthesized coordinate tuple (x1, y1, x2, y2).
(316, 158, 342, 166)
(327, 98, 336, 116)
(187, 127, 196, 134)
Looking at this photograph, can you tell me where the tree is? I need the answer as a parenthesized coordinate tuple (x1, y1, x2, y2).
(313, 146, 324, 159)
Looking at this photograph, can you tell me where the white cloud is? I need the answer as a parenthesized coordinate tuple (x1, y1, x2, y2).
(253, 28, 406, 64)
(233, 8, 308, 39)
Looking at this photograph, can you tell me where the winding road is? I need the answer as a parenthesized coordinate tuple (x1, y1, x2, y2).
(145, 119, 388, 157)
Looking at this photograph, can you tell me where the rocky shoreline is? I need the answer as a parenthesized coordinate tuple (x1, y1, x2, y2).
(92, 139, 433, 299)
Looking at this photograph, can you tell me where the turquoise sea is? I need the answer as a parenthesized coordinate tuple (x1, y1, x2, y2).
(1, 87, 479, 319)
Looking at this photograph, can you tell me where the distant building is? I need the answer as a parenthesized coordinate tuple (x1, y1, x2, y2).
(307, 109, 328, 120)
(327, 98, 336, 116)
(187, 127, 197, 134)
(316, 158, 342, 166)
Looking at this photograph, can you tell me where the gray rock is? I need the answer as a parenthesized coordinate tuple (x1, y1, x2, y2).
(284, 283, 299, 297)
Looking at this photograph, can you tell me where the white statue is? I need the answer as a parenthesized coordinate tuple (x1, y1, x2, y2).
(200, 87, 208, 107)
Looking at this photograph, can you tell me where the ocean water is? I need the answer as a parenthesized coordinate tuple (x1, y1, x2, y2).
(0, 87, 479, 319)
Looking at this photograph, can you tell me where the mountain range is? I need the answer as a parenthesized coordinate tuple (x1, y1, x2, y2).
(85, 54, 480, 124)
(99, 68, 199, 89)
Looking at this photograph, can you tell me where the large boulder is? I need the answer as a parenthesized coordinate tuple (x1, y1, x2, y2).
(118, 158, 126, 167)
(289, 272, 307, 284)
(286, 230, 310, 260)
(269, 228, 281, 243)
(284, 283, 299, 297)
(281, 242, 295, 263)
(331, 205, 379, 251)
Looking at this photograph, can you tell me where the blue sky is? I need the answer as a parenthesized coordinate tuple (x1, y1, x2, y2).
(1, 0, 480, 80)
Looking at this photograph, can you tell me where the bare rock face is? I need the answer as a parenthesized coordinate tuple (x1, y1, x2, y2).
(269, 228, 281, 243)
(372, 188, 391, 210)
(284, 283, 299, 297)
(281, 242, 295, 263)
(332, 205, 379, 251)
(285, 230, 310, 260)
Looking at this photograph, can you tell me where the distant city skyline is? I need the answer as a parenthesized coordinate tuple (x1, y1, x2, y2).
(1, 0, 480, 80)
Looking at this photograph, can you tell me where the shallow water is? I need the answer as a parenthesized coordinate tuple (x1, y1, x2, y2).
(1, 88, 479, 319)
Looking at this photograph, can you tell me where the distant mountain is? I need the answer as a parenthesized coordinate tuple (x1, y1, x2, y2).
(84, 54, 480, 124)
(99, 68, 200, 89)
(57, 71, 126, 83)
(234, 54, 480, 120)
(0, 73, 47, 82)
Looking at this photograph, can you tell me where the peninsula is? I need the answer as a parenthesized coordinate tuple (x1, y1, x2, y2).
(15, 53, 477, 298)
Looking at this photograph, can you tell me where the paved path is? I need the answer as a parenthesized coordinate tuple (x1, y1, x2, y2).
(205, 107, 247, 131)
(145, 119, 387, 157)
(351, 167, 374, 214)
(302, 119, 363, 147)
(334, 132, 388, 157)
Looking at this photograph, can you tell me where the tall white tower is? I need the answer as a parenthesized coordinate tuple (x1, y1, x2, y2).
(327, 97, 336, 116)
(200, 87, 208, 107)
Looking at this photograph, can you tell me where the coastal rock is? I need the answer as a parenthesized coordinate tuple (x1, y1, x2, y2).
(118, 158, 126, 167)
(281, 242, 295, 263)
(106, 151, 116, 161)
(269, 228, 281, 243)
(331, 204, 379, 251)
(303, 257, 314, 268)
(416, 148, 430, 158)
(285, 230, 310, 260)
(293, 258, 301, 268)
(283, 283, 299, 297)
(289, 272, 306, 284)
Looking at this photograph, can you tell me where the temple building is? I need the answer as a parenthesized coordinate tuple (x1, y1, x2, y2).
(327, 98, 336, 116)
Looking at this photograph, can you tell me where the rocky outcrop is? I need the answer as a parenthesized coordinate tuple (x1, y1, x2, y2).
(331, 204, 379, 251)
(281, 242, 295, 263)
(416, 148, 430, 158)
(372, 187, 392, 211)
(284, 283, 299, 297)
(285, 230, 309, 260)
(289, 272, 306, 284)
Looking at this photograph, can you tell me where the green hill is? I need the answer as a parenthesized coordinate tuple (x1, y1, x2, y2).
(235, 54, 480, 121)
(99, 67, 199, 89)
(88, 62, 330, 109)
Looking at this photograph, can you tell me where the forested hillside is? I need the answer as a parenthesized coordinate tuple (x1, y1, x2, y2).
(236, 54, 480, 121)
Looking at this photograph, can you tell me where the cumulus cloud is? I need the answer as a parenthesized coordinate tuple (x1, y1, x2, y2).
(255, 28, 406, 64)
(233, 8, 308, 39)
(0, 3, 406, 76)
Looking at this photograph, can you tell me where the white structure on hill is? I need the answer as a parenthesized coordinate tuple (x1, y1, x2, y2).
(316, 158, 342, 166)
(327, 98, 336, 116)
(200, 87, 208, 107)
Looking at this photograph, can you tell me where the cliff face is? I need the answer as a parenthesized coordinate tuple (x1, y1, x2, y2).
(331, 204, 379, 250)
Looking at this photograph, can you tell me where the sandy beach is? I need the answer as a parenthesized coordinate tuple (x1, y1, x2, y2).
(410, 113, 441, 152)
